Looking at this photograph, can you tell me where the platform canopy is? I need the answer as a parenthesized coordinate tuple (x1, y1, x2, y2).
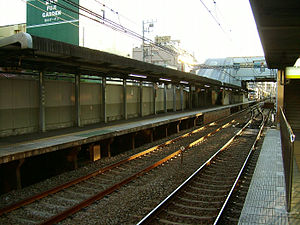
(250, 0, 300, 69)
(0, 32, 241, 89)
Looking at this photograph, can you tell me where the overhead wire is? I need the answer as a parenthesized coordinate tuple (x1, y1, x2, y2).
(54, 0, 176, 57)
(198, 0, 226, 33)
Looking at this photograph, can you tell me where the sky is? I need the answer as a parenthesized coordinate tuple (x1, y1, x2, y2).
(0, 0, 264, 63)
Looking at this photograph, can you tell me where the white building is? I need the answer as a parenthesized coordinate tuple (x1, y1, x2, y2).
(132, 36, 197, 72)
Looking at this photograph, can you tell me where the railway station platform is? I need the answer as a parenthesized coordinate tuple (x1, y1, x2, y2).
(0, 102, 253, 165)
(238, 129, 300, 224)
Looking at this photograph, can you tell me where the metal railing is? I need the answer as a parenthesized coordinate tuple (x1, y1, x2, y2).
(279, 107, 295, 212)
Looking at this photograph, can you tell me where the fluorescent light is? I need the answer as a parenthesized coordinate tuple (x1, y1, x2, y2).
(159, 78, 171, 82)
(204, 84, 210, 88)
(294, 58, 300, 67)
(180, 80, 189, 84)
(129, 74, 147, 79)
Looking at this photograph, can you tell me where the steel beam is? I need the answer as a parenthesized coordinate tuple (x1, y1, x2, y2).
(39, 71, 46, 132)
(173, 84, 176, 112)
(153, 83, 156, 115)
(123, 79, 127, 120)
(180, 85, 184, 111)
(75, 73, 81, 127)
(140, 81, 143, 117)
(164, 84, 167, 113)
(102, 77, 107, 123)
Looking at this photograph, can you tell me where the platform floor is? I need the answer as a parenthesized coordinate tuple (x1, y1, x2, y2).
(0, 103, 249, 164)
(238, 129, 300, 224)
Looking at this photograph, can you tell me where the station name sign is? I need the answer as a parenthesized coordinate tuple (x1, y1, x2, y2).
(285, 67, 300, 79)
(26, 0, 79, 45)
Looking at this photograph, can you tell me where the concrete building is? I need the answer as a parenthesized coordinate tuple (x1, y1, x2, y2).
(132, 36, 197, 72)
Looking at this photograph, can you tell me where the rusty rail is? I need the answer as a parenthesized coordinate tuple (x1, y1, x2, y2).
(0, 108, 248, 217)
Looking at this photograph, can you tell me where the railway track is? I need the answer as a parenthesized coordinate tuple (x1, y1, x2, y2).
(0, 106, 257, 225)
(136, 109, 266, 225)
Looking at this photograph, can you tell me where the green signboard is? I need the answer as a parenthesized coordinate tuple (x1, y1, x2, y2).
(27, 0, 79, 45)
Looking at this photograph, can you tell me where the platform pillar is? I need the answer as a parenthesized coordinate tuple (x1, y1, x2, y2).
(39, 71, 46, 132)
(164, 84, 167, 113)
(140, 81, 143, 117)
(102, 138, 113, 158)
(102, 77, 107, 123)
(150, 128, 154, 142)
(180, 85, 184, 111)
(173, 84, 176, 112)
(165, 124, 169, 137)
(75, 73, 81, 127)
(177, 120, 181, 133)
(153, 83, 156, 115)
(89, 144, 101, 162)
(277, 69, 284, 121)
(131, 133, 136, 150)
(67, 146, 80, 170)
(123, 79, 127, 120)
(16, 159, 24, 190)
(189, 85, 193, 109)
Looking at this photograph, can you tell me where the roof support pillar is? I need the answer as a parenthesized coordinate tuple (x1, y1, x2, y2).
(173, 84, 176, 112)
(140, 81, 143, 117)
(180, 85, 184, 111)
(164, 84, 167, 113)
(75, 73, 81, 127)
(39, 71, 46, 132)
(153, 83, 156, 115)
(189, 85, 193, 109)
(123, 78, 127, 120)
(102, 77, 107, 123)
(276, 69, 284, 121)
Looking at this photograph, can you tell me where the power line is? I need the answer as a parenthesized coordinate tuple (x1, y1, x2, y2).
(51, 0, 176, 57)
(199, 0, 226, 33)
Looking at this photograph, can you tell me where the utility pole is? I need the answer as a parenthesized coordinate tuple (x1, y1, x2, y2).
(142, 20, 156, 62)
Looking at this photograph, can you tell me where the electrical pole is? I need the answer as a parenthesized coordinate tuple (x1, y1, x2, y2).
(142, 20, 156, 62)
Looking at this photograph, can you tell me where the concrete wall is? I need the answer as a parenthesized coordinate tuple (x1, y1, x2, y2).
(0, 78, 39, 137)
(223, 90, 230, 105)
(142, 86, 154, 116)
(107, 84, 123, 121)
(166, 87, 173, 111)
(45, 80, 75, 130)
(81, 82, 102, 126)
(127, 85, 139, 119)
(0, 76, 244, 137)
(156, 88, 164, 113)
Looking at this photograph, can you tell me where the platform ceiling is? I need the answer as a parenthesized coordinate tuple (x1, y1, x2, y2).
(0, 33, 240, 88)
(250, 0, 300, 69)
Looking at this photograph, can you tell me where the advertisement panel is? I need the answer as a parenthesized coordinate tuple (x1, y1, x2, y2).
(27, 0, 79, 45)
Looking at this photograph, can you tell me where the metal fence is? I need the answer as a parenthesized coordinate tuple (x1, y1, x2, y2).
(279, 107, 295, 212)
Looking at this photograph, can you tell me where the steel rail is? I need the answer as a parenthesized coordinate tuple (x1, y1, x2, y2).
(136, 118, 253, 225)
(212, 111, 266, 224)
(40, 114, 250, 224)
(0, 108, 250, 217)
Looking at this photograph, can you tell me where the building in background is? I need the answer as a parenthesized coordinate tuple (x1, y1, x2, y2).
(132, 35, 197, 72)
(247, 82, 276, 100)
